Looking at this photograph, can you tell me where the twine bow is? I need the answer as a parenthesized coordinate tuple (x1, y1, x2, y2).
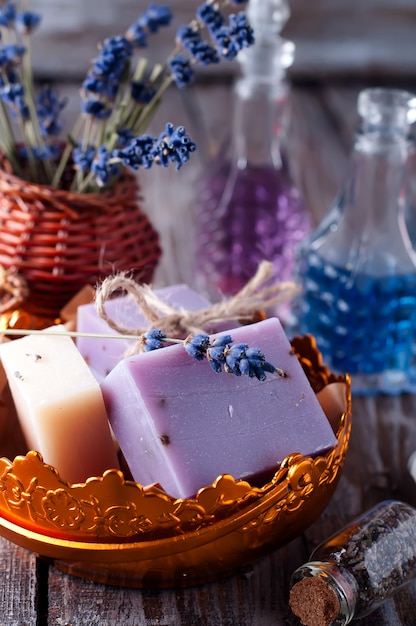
(95, 261, 299, 357)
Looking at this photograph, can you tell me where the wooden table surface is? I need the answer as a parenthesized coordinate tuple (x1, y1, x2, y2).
(2, 79, 416, 625)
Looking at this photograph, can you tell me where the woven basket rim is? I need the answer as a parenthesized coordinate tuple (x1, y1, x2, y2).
(0, 154, 139, 216)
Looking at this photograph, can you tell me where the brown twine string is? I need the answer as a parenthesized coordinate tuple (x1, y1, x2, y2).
(0, 266, 29, 314)
(95, 261, 299, 356)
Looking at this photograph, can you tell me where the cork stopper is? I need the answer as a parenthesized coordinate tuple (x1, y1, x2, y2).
(289, 577, 340, 626)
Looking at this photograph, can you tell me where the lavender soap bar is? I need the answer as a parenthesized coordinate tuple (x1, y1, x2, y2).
(101, 317, 337, 499)
(77, 284, 212, 381)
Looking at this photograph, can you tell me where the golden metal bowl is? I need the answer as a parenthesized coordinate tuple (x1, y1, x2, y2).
(0, 335, 351, 588)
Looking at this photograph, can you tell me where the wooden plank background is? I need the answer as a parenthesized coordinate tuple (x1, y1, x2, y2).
(27, 0, 416, 81)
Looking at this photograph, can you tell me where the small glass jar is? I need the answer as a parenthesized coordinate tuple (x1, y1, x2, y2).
(289, 500, 416, 625)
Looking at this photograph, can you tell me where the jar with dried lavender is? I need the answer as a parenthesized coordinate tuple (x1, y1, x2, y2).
(289, 500, 416, 626)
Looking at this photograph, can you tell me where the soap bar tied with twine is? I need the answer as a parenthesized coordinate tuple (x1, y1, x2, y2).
(0, 262, 298, 381)
(94, 260, 299, 359)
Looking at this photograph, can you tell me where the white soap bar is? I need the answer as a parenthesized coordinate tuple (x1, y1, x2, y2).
(0, 327, 119, 483)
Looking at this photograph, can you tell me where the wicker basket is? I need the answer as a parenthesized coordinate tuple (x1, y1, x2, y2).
(0, 164, 161, 319)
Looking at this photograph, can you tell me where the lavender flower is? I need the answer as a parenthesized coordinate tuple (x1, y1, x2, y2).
(72, 145, 96, 173)
(15, 10, 41, 35)
(116, 128, 135, 148)
(139, 4, 172, 32)
(180, 1, 254, 64)
(150, 123, 197, 169)
(0, 3, 15, 28)
(176, 26, 220, 66)
(82, 76, 113, 98)
(91, 146, 121, 187)
(141, 329, 280, 381)
(168, 53, 194, 88)
(189, 40, 220, 65)
(96, 36, 133, 75)
(112, 124, 195, 174)
(175, 25, 201, 50)
(81, 36, 133, 103)
(126, 4, 172, 46)
(36, 85, 66, 137)
(125, 23, 148, 48)
(196, 3, 225, 32)
(224, 342, 247, 376)
(113, 134, 155, 170)
(0, 82, 29, 119)
(184, 333, 212, 361)
(224, 343, 276, 380)
(210, 13, 255, 60)
(81, 98, 112, 119)
(212, 26, 241, 61)
(243, 347, 278, 380)
(206, 335, 233, 373)
(141, 329, 168, 351)
(228, 12, 255, 49)
(18, 143, 60, 161)
(130, 80, 156, 104)
(0, 44, 25, 69)
(187, 335, 279, 381)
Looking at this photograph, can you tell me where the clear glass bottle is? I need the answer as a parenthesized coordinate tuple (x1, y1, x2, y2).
(290, 88, 416, 395)
(409, 450, 416, 484)
(405, 139, 416, 247)
(192, 0, 311, 304)
(289, 500, 416, 626)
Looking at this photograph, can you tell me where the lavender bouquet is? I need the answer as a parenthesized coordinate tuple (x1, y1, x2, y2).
(0, 0, 254, 192)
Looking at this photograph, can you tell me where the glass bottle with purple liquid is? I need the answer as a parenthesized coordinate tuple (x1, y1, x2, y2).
(290, 88, 416, 395)
(192, 0, 311, 304)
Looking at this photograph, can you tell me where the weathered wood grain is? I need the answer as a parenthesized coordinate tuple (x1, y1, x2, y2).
(47, 544, 305, 626)
(24, 1, 416, 80)
(285, 0, 416, 79)
(0, 537, 39, 626)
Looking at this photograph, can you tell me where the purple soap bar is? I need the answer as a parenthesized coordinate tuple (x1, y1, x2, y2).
(76, 284, 211, 381)
(101, 317, 337, 499)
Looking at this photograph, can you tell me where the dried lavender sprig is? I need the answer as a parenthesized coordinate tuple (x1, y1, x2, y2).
(170, 0, 254, 80)
(78, 1, 253, 153)
(35, 85, 67, 137)
(74, 122, 196, 189)
(0, 1, 253, 191)
(0, 5, 56, 183)
(141, 328, 284, 381)
(0, 326, 284, 381)
(0, 3, 16, 29)
(15, 11, 41, 35)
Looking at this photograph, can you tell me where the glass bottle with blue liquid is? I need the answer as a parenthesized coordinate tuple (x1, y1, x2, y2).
(291, 87, 416, 395)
